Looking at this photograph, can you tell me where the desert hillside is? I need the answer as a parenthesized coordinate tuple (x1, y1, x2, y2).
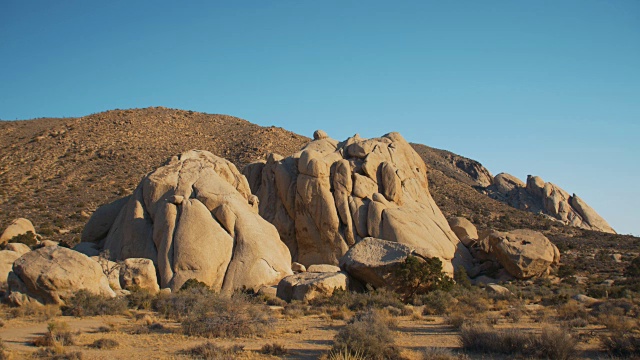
(0, 107, 635, 265)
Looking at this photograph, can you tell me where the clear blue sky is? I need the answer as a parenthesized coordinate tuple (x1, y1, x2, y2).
(1, 1, 639, 235)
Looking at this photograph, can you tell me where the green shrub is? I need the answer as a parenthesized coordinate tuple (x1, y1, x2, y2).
(454, 266, 471, 289)
(8, 231, 38, 247)
(331, 309, 401, 360)
(421, 290, 454, 315)
(179, 278, 209, 291)
(62, 290, 128, 317)
(394, 256, 454, 302)
(126, 287, 155, 310)
(310, 288, 405, 312)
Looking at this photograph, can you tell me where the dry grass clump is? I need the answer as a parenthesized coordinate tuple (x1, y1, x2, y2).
(311, 289, 406, 313)
(420, 347, 468, 360)
(88, 338, 119, 349)
(8, 302, 60, 320)
(33, 347, 83, 359)
(126, 286, 156, 310)
(178, 291, 274, 338)
(601, 331, 640, 357)
(555, 300, 589, 321)
(260, 343, 287, 356)
(154, 286, 211, 320)
(459, 323, 577, 359)
(331, 309, 401, 360)
(32, 321, 76, 347)
(182, 342, 245, 359)
(0, 339, 12, 360)
(62, 290, 128, 317)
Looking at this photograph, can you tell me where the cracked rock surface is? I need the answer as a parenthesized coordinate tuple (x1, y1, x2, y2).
(244, 131, 472, 275)
(86, 150, 293, 292)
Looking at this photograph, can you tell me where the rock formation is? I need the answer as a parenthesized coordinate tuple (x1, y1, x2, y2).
(477, 229, 560, 279)
(339, 237, 415, 290)
(8, 246, 115, 305)
(488, 173, 615, 233)
(244, 131, 472, 275)
(84, 150, 293, 292)
(447, 217, 478, 247)
(277, 271, 352, 302)
(0, 218, 36, 245)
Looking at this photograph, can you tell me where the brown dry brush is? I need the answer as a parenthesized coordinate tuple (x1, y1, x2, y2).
(459, 323, 577, 360)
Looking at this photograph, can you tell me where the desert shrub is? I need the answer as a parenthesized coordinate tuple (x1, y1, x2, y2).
(326, 348, 367, 360)
(8, 231, 38, 247)
(154, 286, 213, 320)
(34, 347, 83, 359)
(33, 321, 75, 347)
(460, 324, 576, 359)
(597, 314, 638, 332)
(394, 256, 454, 302)
(183, 342, 244, 359)
(421, 290, 455, 315)
(9, 303, 60, 320)
(179, 278, 209, 291)
(311, 288, 405, 312)
(331, 309, 401, 360)
(260, 343, 288, 356)
(62, 290, 128, 317)
(592, 298, 638, 318)
(625, 255, 640, 278)
(453, 266, 471, 289)
(126, 286, 155, 310)
(601, 331, 640, 356)
(0, 339, 11, 360)
(88, 338, 119, 349)
(421, 347, 468, 360)
(555, 300, 588, 320)
(181, 293, 274, 338)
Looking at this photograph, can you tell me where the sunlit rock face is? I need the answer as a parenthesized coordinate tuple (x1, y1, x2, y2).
(244, 131, 473, 275)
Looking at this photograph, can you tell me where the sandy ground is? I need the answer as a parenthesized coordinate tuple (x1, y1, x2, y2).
(0, 309, 607, 359)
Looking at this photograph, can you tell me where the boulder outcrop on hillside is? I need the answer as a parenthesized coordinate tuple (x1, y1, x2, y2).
(8, 246, 115, 305)
(487, 173, 615, 234)
(0, 218, 36, 245)
(84, 150, 293, 292)
(244, 131, 472, 275)
(477, 229, 560, 279)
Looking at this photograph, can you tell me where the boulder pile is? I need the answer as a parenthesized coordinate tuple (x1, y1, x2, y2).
(489, 173, 615, 233)
(244, 131, 472, 275)
(82, 150, 293, 292)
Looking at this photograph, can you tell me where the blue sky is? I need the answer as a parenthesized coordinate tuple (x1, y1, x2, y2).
(1, 1, 639, 235)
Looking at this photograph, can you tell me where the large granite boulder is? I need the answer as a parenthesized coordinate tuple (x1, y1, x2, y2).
(276, 271, 351, 302)
(487, 174, 615, 234)
(89, 150, 293, 292)
(448, 217, 478, 247)
(0, 250, 22, 285)
(0, 218, 36, 245)
(8, 246, 115, 305)
(81, 196, 130, 243)
(119, 258, 160, 294)
(244, 131, 472, 275)
(478, 229, 560, 279)
(339, 237, 413, 290)
(4, 243, 31, 255)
